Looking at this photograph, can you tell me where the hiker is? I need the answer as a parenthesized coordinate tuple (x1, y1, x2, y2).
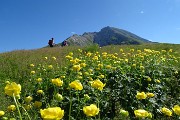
(48, 38, 54, 47)
(61, 40, 68, 47)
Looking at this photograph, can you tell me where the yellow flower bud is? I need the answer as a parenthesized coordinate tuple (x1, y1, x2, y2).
(31, 71, 35, 74)
(52, 57, 56, 60)
(34, 101, 42, 108)
(55, 93, 63, 101)
(37, 90, 44, 94)
(36, 78, 42, 82)
(120, 109, 129, 117)
(146, 93, 155, 98)
(25, 96, 33, 103)
(7, 105, 16, 112)
(30, 64, 34, 67)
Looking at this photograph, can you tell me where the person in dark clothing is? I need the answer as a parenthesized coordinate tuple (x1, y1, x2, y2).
(61, 40, 68, 47)
(48, 38, 54, 47)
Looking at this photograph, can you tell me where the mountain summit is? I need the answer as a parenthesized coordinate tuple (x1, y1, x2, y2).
(59, 26, 151, 46)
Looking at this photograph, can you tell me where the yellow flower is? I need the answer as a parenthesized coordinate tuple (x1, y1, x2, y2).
(92, 56, 98, 61)
(5, 81, 10, 84)
(91, 79, 105, 91)
(61, 76, 66, 79)
(31, 71, 35, 74)
(25, 96, 33, 103)
(83, 104, 99, 117)
(4, 82, 21, 97)
(130, 49, 134, 52)
(89, 77, 93, 81)
(78, 49, 82, 53)
(146, 93, 155, 98)
(161, 107, 172, 116)
(147, 77, 151, 82)
(44, 57, 48, 60)
(102, 52, 107, 55)
(24, 104, 32, 110)
(98, 74, 105, 79)
(136, 92, 147, 100)
(84, 72, 89, 76)
(173, 105, 180, 115)
(0, 111, 5, 117)
(69, 80, 83, 90)
(120, 49, 124, 52)
(161, 50, 166, 53)
(30, 64, 35, 67)
(48, 65, 53, 69)
(140, 66, 144, 70)
(52, 57, 56, 60)
(148, 112, 153, 118)
(114, 53, 118, 56)
(51, 78, 63, 87)
(40, 107, 64, 120)
(98, 64, 103, 68)
(134, 109, 149, 118)
(34, 101, 42, 108)
(68, 52, 73, 56)
(168, 49, 173, 52)
(7, 105, 16, 112)
(156, 79, 161, 83)
(175, 70, 178, 74)
(124, 59, 128, 62)
(78, 72, 82, 75)
(80, 63, 86, 67)
(16, 95, 21, 99)
(120, 109, 129, 117)
(77, 75, 83, 80)
(132, 64, 136, 67)
(37, 90, 44, 94)
(1, 117, 8, 120)
(138, 50, 143, 53)
(72, 64, 81, 71)
(36, 78, 43, 82)
(65, 55, 73, 60)
(106, 65, 112, 69)
(86, 52, 92, 57)
(88, 69, 93, 73)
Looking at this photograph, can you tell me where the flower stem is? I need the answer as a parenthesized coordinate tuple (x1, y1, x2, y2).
(69, 91, 72, 120)
(21, 106, 32, 120)
(13, 94, 22, 120)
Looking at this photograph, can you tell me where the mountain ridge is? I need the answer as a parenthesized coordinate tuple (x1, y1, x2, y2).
(57, 26, 152, 47)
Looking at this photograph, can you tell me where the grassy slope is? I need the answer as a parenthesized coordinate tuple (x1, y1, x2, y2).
(0, 43, 180, 110)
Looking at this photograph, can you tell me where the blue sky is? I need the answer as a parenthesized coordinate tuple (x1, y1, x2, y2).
(0, 0, 180, 53)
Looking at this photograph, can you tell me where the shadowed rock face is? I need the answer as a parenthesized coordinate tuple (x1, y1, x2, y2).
(59, 26, 151, 46)
(94, 26, 151, 46)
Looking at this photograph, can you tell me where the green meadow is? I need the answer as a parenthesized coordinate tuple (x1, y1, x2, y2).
(0, 43, 180, 120)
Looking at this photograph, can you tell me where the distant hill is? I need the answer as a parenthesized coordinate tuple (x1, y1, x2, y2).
(57, 26, 152, 47)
